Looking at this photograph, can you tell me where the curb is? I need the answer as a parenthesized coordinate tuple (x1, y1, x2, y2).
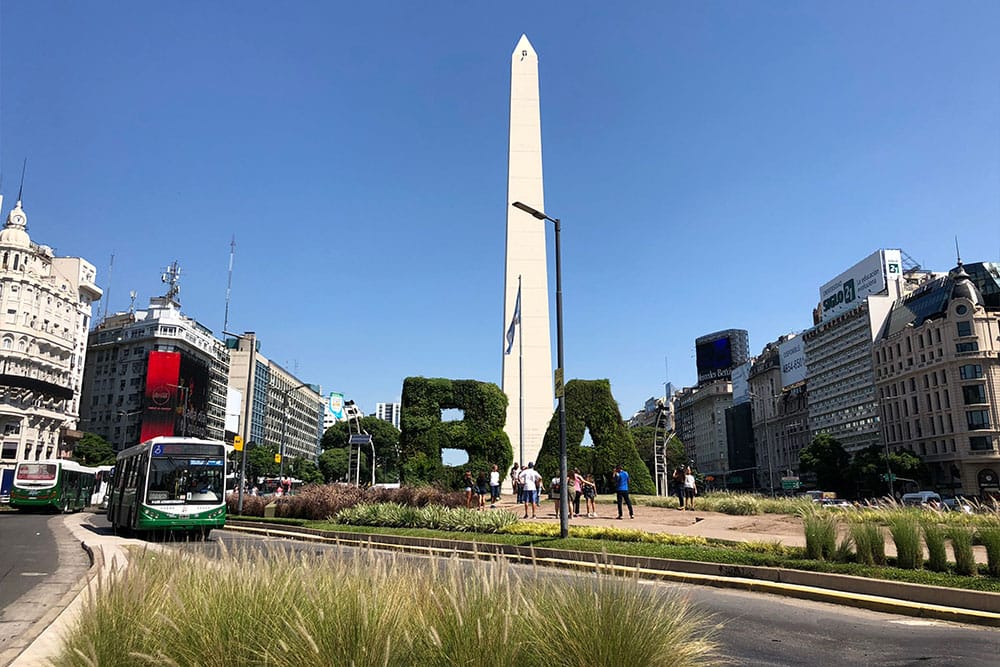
(225, 520, 1000, 627)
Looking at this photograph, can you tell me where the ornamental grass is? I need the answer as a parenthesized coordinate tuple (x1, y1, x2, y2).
(849, 521, 886, 566)
(887, 513, 922, 570)
(948, 525, 977, 577)
(977, 518, 1000, 578)
(55, 545, 720, 667)
(799, 507, 838, 561)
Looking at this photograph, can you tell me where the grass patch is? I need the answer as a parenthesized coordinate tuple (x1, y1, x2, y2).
(56, 545, 721, 666)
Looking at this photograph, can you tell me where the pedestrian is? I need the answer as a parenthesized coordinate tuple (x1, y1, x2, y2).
(582, 473, 598, 517)
(517, 461, 543, 519)
(475, 471, 489, 510)
(462, 470, 475, 509)
(570, 468, 585, 517)
(510, 463, 522, 504)
(551, 474, 562, 517)
(684, 466, 697, 510)
(673, 466, 686, 510)
(613, 465, 634, 519)
(489, 464, 501, 508)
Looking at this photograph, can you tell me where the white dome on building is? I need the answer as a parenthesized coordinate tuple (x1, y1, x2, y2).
(0, 201, 31, 248)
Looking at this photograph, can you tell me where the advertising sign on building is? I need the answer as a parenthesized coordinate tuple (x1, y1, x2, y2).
(819, 249, 902, 322)
(778, 336, 807, 388)
(696, 335, 734, 383)
(731, 361, 751, 405)
(327, 392, 345, 421)
(141, 351, 181, 442)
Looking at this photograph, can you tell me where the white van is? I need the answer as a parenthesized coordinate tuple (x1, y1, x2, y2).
(901, 491, 941, 507)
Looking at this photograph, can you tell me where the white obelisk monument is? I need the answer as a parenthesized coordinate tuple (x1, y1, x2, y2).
(502, 34, 553, 469)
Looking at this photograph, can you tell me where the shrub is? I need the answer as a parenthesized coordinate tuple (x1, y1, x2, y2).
(921, 520, 948, 573)
(850, 521, 886, 566)
(948, 526, 976, 577)
(799, 507, 837, 561)
(888, 513, 922, 570)
(977, 519, 1000, 578)
(712, 493, 761, 516)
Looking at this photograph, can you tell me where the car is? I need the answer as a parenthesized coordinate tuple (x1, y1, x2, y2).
(901, 491, 941, 507)
(819, 498, 851, 507)
(942, 498, 974, 514)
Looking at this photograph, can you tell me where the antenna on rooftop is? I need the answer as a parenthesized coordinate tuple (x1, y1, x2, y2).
(129, 290, 137, 314)
(17, 158, 26, 203)
(223, 235, 235, 334)
(102, 253, 115, 322)
(161, 260, 181, 304)
(955, 236, 962, 264)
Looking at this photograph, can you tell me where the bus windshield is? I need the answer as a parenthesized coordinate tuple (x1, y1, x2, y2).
(15, 463, 58, 486)
(147, 456, 224, 504)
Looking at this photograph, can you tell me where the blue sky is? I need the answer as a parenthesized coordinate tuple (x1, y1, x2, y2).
(1, 2, 998, 420)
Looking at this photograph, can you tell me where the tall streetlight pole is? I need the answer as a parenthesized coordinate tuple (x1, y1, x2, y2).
(225, 331, 257, 515)
(279, 381, 313, 482)
(512, 201, 568, 539)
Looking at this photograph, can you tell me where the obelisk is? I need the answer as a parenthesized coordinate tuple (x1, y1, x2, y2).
(502, 34, 553, 470)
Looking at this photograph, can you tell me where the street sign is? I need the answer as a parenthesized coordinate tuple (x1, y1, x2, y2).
(349, 434, 373, 446)
(233, 435, 244, 452)
(781, 476, 801, 490)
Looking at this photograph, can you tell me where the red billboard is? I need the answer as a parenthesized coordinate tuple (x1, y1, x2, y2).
(140, 351, 181, 442)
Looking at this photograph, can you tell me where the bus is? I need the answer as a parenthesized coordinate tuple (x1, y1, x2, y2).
(10, 460, 98, 512)
(107, 436, 228, 537)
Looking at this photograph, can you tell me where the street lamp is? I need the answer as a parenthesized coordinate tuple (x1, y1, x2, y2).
(511, 201, 568, 539)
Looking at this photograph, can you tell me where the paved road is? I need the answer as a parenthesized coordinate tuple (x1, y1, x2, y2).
(0, 510, 89, 665)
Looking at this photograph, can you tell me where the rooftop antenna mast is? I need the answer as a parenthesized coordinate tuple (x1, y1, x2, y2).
(161, 260, 181, 304)
(223, 235, 235, 333)
(128, 290, 137, 315)
(955, 236, 962, 264)
(17, 158, 26, 203)
(102, 253, 114, 322)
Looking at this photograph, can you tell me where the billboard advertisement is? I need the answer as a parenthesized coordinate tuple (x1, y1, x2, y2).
(225, 387, 242, 434)
(327, 392, 345, 421)
(819, 249, 902, 322)
(141, 351, 180, 442)
(731, 361, 751, 405)
(696, 335, 734, 383)
(176, 353, 210, 438)
(778, 336, 807, 388)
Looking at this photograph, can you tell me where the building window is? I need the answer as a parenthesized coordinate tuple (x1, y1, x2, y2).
(956, 321, 973, 337)
(967, 410, 991, 430)
(959, 364, 983, 380)
(6, 310, 15, 324)
(970, 436, 993, 451)
(962, 385, 987, 405)
(956, 342, 979, 354)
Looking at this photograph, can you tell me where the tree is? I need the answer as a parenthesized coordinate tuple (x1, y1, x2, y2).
(247, 443, 279, 481)
(799, 433, 850, 496)
(289, 457, 324, 485)
(318, 448, 349, 483)
(72, 433, 116, 466)
(323, 416, 402, 483)
(849, 445, 928, 498)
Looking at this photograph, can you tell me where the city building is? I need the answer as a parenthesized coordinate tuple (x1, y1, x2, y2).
(79, 266, 228, 450)
(873, 260, 1000, 499)
(695, 329, 749, 386)
(803, 250, 931, 454)
(0, 196, 102, 475)
(226, 332, 324, 462)
(375, 402, 401, 430)
(747, 337, 810, 493)
(675, 381, 733, 481)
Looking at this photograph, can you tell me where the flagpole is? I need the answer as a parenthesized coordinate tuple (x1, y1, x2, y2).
(517, 274, 525, 466)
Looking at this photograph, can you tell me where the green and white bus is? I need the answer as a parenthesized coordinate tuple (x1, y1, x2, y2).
(107, 436, 228, 537)
(10, 460, 98, 512)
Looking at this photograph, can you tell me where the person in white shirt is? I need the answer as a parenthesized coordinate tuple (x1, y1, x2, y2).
(489, 464, 501, 508)
(517, 462, 544, 519)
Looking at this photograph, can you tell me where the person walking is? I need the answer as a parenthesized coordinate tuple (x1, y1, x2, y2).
(517, 462, 543, 519)
(613, 465, 634, 519)
(475, 471, 489, 510)
(673, 466, 686, 510)
(570, 468, 585, 517)
(582, 473, 598, 517)
(510, 463, 522, 505)
(683, 466, 697, 510)
(489, 464, 501, 508)
(462, 470, 475, 509)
